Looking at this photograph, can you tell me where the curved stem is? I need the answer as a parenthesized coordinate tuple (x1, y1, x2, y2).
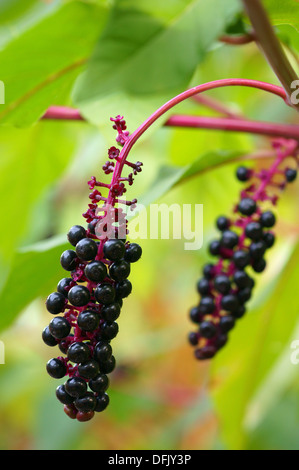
(115, 79, 287, 178)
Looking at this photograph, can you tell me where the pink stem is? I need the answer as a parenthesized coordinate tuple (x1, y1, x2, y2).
(112, 79, 288, 185)
(165, 114, 299, 140)
(42, 105, 84, 121)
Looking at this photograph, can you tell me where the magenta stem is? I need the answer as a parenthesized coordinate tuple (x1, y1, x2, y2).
(165, 114, 299, 140)
(42, 106, 84, 121)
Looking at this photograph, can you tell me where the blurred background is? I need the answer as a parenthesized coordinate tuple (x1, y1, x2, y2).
(1, 0, 299, 450)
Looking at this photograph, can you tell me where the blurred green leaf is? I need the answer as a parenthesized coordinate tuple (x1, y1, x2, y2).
(0, 121, 80, 262)
(72, 0, 240, 128)
(138, 149, 244, 207)
(0, 1, 108, 126)
(0, 235, 68, 332)
(211, 237, 299, 449)
(264, 0, 299, 31)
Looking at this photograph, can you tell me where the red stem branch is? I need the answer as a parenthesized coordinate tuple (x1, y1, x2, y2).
(165, 114, 299, 140)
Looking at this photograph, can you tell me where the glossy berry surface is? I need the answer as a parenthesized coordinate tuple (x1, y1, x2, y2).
(103, 239, 126, 260)
(67, 225, 87, 247)
(124, 243, 142, 262)
(75, 238, 98, 261)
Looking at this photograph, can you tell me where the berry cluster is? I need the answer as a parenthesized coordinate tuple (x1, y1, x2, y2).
(188, 138, 299, 360)
(42, 117, 142, 422)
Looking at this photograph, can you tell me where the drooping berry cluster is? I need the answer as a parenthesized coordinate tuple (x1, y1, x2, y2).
(188, 138, 299, 360)
(42, 116, 143, 422)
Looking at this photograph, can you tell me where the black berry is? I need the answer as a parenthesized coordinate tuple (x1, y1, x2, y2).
(75, 238, 98, 261)
(67, 341, 91, 363)
(65, 377, 87, 398)
(89, 374, 109, 393)
(84, 260, 107, 283)
(46, 358, 66, 379)
(109, 260, 131, 281)
(94, 283, 116, 304)
(77, 310, 100, 332)
(49, 316, 71, 339)
(46, 292, 66, 315)
(238, 198, 257, 216)
(60, 250, 77, 271)
(103, 239, 126, 261)
(67, 225, 87, 247)
(68, 285, 91, 307)
(124, 243, 142, 262)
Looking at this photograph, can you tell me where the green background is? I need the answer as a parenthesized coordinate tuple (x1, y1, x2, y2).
(0, 0, 299, 450)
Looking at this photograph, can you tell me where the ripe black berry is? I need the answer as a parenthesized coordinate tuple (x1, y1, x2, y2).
(285, 168, 297, 182)
(67, 225, 87, 247)
(245, 221, 263, 241)
(98, 355, 116, 374)
(221, 230, 239, 249)
(56, 384, 75, 405)
(65, 377, 87, 397)
(124, 243, 142, 262)
(189, 306, 201, 324)
(77, 310, 100, 332)
(236, 166, 251, 182)
(252, 258, 266, 273)
(209, 240, 221, 256)
(49, 316, 71, 339)
(67, 341, 91, 363)
(78, 359, 100, 379)
(94, 283, 116, 304)
(238, 197, 257, 216)
(237, 287, 252, 303)
(75, 238, 98, 261)
(188, 331, 199, 346)
(46, 358, 67, 379)
(42, 326, 58, 347)
(100, 321, 119, 340)
(89, 374, 109, 393)
(260, 211, 276, 228)
(115, 279, 132, 298)
(46, 292, 66, 315)
(103, 239, 126, 261)
(221, 294, 240, 313)
(94, 393, 110, 412)
(216, 216, 230, 231)
(84, 260, 107, 283)
(214, 274, 231, 294)
(249, 240, 266, 260)
(93, 341, 112, 362)
(263, 231, 275, 248)
(74, 392, 97, 412)
(219, 315, 235, 333)
(233, 270, 252, 289)
(196, 278, 210, 295)
(68, 285, 91, 307)
(57, 278, 74, 297)
(200, 321, 217, 339)
(203, 263, 215, 279)
(109, 260, 131, 281)
(101, 303, 121, 322)
(60, 250, 77, 271)
(198, 296, 215, 314)
(232, 250, 250, 269)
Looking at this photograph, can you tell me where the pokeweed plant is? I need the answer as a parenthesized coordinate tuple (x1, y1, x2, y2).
(41, 0, 299, 421)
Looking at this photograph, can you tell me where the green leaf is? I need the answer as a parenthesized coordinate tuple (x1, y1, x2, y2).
(0, 121, 79, 263)
(0, 235, 69, 332)
(210, 237, 299, 449)
(0, 1, 108, 126)
(263, 0, 299, 31)
(137, 149, 244, 208)
(72, 0, 240, 129)
(0, 0, 61, 49)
